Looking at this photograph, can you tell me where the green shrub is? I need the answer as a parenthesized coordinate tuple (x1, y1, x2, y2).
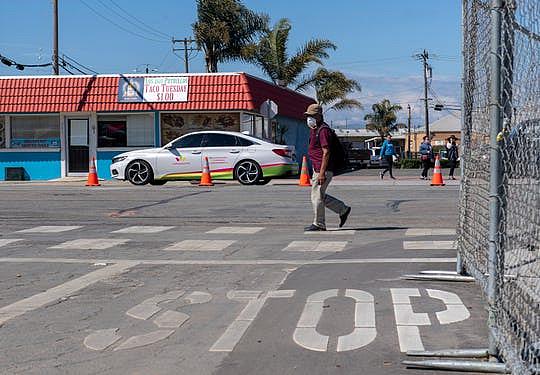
(399, 159, 422, 169)
(432, 145, 447, 154)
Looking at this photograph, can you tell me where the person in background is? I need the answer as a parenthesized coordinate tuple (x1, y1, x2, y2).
(447, 135, 459, 180)
(419, 135, 433, 180)
(379, 134, 397, 180)
(304, 104, 351, 232)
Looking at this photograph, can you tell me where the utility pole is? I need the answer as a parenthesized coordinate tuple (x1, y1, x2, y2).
(414, 50, 431, 138)
(52, 0, 59, 75)
(407, 104, 411, 158)
(172, 38, 198, 73)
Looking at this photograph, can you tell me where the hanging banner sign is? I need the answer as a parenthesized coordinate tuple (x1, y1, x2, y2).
(118, 76, 189, 103)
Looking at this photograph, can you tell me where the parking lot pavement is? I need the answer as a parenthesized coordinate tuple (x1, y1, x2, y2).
(0, 182, 487, 374)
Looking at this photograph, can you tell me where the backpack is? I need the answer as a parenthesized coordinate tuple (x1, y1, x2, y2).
(317, 125, 347, 172)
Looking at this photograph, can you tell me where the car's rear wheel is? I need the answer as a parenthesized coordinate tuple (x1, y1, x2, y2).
(126, 160, 153, 185)
(235, 160, 262, 185)
(150, 180, 167, 186)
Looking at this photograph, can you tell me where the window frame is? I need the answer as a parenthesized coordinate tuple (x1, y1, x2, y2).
(171, 133, 205, 149)
(9, 114, 61, 149)
(202, 133, 239, 148)
(97, 120, 127, 148)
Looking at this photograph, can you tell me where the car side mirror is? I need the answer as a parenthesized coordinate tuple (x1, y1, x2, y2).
(164, 144, 174, 150)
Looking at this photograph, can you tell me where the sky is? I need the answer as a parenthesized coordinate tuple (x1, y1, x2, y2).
(0, 0, 462, 128)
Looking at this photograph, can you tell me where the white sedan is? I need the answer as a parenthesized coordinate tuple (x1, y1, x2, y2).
(110, 131, 298, 186)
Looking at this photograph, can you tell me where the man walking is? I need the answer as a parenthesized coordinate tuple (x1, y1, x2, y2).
(379, 134, 397, 180)
(304, 104, 351, 232)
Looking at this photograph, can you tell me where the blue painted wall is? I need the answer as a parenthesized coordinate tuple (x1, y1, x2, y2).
(277, 115, 310, 167)
(97, 150, 125, 180)
(0, 152, 61, 180)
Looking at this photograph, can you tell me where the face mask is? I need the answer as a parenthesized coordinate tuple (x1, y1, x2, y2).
(307, 117, 317, 128)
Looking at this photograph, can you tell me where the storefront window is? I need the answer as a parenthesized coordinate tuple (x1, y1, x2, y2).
(161, 113, 240, 145)
(0, 117, 5, 148)
(98, 120, 127, 147)
(240, 113, 266, 139)
(10, 115, 60, 148)
(98, 114, 154, 147)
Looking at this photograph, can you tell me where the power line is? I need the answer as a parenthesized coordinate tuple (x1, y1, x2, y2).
(157, 50, 172, 70)
(172, 38, 199, 73)
(106, 0, 171, 39)
(429, 87, 461, 119)
(95, 0, 171, 40)
(60, 64, 75, 75)
(78, 0, 169, 43)
(62, 54, 99, 74)
(327, 56, 412, 68)
(0, 53, 52, 70)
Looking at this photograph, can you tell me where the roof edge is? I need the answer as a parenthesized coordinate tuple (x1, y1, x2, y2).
(0, 72, 245, 80)
(241, 73, 316, 102)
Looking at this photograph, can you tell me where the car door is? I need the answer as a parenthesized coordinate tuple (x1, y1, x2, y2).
(155, 133, 204, 179)
(202, 133, 243, 179)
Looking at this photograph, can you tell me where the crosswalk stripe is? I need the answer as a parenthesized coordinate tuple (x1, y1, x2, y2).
(164, 240, 236, 251)
(17, 226, 82, 234)
(206, 227, 264, 234)
(304, 229, 356, 235)
(111, 226, 175, 234)
(403, 241, 457, 250)
(49, 239, 130, 250)
(0, 239, 23, 247)
(405, 228, 456, 236)
(283, 241, 348, 252)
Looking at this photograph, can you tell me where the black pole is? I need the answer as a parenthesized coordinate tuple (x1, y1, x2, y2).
(52, 0, 59, 75)
(407, 104, 412, 158)
(422, 50, 430, 138)
(184, 38, 189, 73)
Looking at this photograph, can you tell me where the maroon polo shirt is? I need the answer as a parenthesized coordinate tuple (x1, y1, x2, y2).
(308, 125, 332, 173)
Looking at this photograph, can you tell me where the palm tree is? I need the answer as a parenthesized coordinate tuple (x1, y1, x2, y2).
(193, 0, 268, 73)
(364, 99, 404, 141)
(296, 67, 362, 112)
(245, 18, 336, 87)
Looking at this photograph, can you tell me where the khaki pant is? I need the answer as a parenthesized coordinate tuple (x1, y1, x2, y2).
(311, 171, 348, 228)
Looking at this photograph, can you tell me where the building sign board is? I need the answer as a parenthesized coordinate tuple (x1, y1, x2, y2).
(118, 76, 189, 103)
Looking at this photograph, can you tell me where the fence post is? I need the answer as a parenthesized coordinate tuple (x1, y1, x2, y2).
(487, 0, 504, 360)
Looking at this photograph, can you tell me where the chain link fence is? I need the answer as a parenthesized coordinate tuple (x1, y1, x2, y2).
(459, 0, 539, 374)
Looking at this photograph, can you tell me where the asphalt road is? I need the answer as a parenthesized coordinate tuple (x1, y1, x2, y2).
(0, 179, 488, 375)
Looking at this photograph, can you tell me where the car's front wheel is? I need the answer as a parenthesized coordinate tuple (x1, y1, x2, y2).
(235, 160, 262, 185)
(126, 160, 153, 185)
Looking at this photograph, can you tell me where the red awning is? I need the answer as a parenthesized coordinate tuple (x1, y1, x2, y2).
(0, 73, 314, 120)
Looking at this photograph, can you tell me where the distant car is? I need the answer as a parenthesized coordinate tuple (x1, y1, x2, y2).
(369, 147, 398, 167)
(342, 141, 370, 169)
(110, 131, 298, 186)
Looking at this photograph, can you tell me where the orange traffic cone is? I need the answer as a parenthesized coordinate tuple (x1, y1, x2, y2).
(298, 156, 311, 187)
(430, 155, 445, 186)
(86, 157, 100, 186)
(199, 156, 214, 186)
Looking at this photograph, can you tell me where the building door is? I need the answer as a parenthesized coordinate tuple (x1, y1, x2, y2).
(68, 119, 89, 173)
